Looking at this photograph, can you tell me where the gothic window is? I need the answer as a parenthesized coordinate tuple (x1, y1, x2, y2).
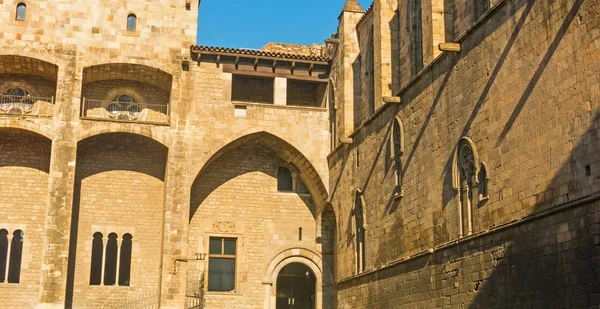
(118, 234, 132, 286)
(366, 28, 375, 116)
(208, 237, 236, 292)
(457, 138, 477, 237)
(277, 167, 293, 192)
(7, 230, 23, 283)
(478, 162, 489, 202)
(391, 117, 404, 198)
(408, 0, 424, 75)
(354, 190, 366, 274)
(108, 94, 139, 115)
(127, 14, 137, 31)
(89, 232, 103, 285)
(0, 229, 8, 283)
(16, 3, 26, 21)
(89, 232, 133, 287)
(329, 83, 337, 150)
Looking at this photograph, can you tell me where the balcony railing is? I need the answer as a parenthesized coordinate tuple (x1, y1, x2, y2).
(0, 95, 54, 117)
(81, 98, 170, 125)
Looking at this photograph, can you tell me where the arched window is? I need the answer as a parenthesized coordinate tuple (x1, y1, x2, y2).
(354, 190, 366, 274)
(103, 233, 118, 286)
(277, 167, 293, 192)
(478, 162, 489, 202)
(16, 3, 26, 21)
(5, 88, 30, 97)
(127, 14, 137, 31)
(119, 234, 133, 286)
(456, 138, 478, 237)
(8, 230, 23, 283)
(391, 117, 404, 198)
(328, 83, 337, 150)
(89, 232, 103, 285)
(0, 229, 8, 283)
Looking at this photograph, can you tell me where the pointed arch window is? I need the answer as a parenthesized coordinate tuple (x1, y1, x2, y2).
(277, 167, 293, 192)
(391, 117, 404, 198)
(16, 3, 26, 21)
(454, 138, 479, 237)
(478, 162, 489, 202)
(127, 14, 137, 31)
(353, 190, 366, 274)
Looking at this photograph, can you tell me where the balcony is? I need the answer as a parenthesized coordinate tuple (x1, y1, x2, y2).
(81, 98, 169, 125)
(0, 95, 54, 117)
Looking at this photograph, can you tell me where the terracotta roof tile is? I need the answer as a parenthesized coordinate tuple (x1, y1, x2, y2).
(191, 45, 329, 63)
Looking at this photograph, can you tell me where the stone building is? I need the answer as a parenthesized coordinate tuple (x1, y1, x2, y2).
(0, 0, 598, 309)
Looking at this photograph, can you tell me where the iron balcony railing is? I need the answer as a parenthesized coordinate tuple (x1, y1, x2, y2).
(0, 95, 54, 117)
(81, 98, 170, 125)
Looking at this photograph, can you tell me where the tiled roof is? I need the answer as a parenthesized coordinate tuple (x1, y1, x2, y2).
(190, 45, 329, 63)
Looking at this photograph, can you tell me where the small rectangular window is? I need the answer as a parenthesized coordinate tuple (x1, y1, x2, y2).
(208, 237, 237, 292)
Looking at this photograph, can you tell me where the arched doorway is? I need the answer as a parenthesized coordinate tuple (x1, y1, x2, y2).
(276, 263, 316, 309)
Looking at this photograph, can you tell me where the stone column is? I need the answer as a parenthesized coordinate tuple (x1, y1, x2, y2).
(273, 77, 287, 106)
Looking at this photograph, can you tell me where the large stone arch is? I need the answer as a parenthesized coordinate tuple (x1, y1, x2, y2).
(0, 120, 57, 141)
(262, 247, 324, 309)
(82, 62, 174, 94)
(190, 130, 328, 211)
(76, 125, 173, 148)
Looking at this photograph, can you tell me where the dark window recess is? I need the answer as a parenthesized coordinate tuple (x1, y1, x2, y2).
(299, 227, 303, 241)
(231, 75, 274, 104)
(586, 165, 592, 177)
(90, 232, 104, 285)
(8, 230, 24, 283)
(479, 163, 489, 200)
(119, 234, 133, 286)
(277, 167, 293, 192)
(287, 80, 327, 108)
(104, 233, 118, 286)
(0, 229, 8, 283)
(16, 3, 26, 21)
(208, 237, 236, 292)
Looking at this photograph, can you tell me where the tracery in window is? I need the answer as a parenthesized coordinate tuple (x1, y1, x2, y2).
(16, 3, 26, 21)
(456, 138, 479, 237)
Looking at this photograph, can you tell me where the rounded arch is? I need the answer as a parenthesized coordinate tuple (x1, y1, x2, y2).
(81, 62, 174, 93)
(104, 87, 145, 103)
(0, 122, 56, 141)
(76, 127, 172, 148)
(262, 248, 323, 309)
(190, 130, 328, 209)
(0, 55, 59, 83)
(452, 136, 480, 190)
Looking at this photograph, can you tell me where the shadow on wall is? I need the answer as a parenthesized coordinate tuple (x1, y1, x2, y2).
(0, 128, 51, 172)
(65, 133, 168, 309)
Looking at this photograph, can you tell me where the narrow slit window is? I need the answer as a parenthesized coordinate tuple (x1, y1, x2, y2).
(0, 229, 8, 283)
(16, 3, 26, 21)
(277, 167, 293, 192)
(127, 14, 137, 31)
(103, 233, 118, 286)
(90, 232, 103, 285)
(118, 234, 133, 286)
(8, 230, 23, 283)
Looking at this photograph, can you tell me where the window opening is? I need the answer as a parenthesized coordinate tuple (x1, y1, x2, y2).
(208, 237, 236, 292)
(7, 230, 23, 283)
(458, 140, 476, 237)
(277, 167, 293, 192)
(118, 234, 132, 286)
(127, 14, 137, 31)
(0, 229, 8, 283)
(391, 117, 404, 197)
(298, 228, 303, 241)
(103, 233, 118, 286)
(478, 162, 489, 201)
(16, 3, 26, 21)
(366, 28, 375, 116)
(354, 191, 366, 273)
(90, 232, 103, 285)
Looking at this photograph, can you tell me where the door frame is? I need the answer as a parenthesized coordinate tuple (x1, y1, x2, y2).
(262, 248, 323, 309)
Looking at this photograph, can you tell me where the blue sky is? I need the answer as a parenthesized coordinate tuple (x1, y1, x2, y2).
(197, 0, 372, 49)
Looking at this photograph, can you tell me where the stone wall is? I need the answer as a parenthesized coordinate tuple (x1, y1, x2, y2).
(330, 0, 600, 307)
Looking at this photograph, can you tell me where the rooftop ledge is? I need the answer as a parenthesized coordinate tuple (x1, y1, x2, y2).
(232, 101, 327, 112)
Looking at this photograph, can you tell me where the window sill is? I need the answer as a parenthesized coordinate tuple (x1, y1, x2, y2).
(89, 285, 134, 289)
(0, 283, 21, 288)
